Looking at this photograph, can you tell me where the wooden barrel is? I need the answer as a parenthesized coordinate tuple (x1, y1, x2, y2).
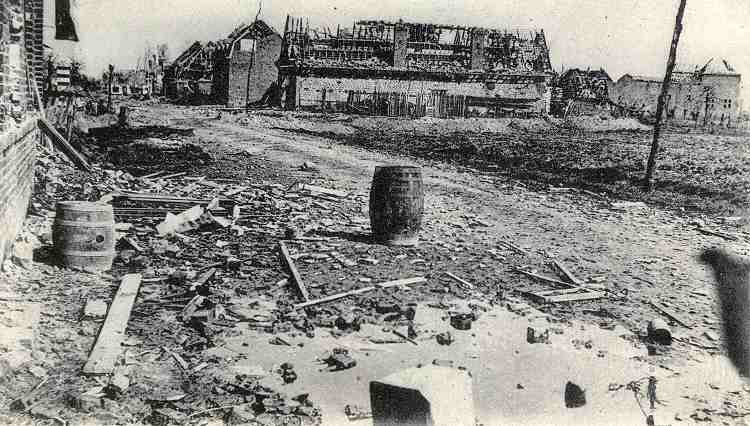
(52, 201, 115, 271)
(369, 165, 424, 246)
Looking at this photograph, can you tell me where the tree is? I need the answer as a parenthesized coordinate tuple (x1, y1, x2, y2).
(643, 0, 688, 190)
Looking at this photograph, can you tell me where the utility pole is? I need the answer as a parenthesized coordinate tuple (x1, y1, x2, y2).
(703, 87, 712, 127)
(107, 64, 114, 113)
(643, 0, 688, 191)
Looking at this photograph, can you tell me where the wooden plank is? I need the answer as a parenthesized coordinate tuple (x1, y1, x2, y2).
(514, 268, 576, 289)
(649, 301, 692, 328)
(697, 227, 739, 241)
(378, 277, 427, 289)
(552, 260, 582, 285)
(542, 291, 605, 304)
(279, 241, 309, 301)
(445, 272, 474, 290)
(534, 287, 588, 297)
(297, 183, 348, 198)
(83, 274, 142, 375)
(38, 118, 92, 172)
(499, 240, 530, 256)
(140, 170, 166, 179)
(293, 277, 426, 310)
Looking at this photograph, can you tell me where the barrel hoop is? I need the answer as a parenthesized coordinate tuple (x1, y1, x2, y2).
(54, 220, 115, 228)
(56, 202, 113, 212)
(59, 250, 116, 257)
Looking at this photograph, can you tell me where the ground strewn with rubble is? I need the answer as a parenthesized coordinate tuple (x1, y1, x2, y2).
(1, 103, 749, 425)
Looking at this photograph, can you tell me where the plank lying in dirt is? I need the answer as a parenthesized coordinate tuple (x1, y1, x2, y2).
(697, 227, 739, 241)
(445, 272, 474, 290)
(520, 287, 604, 304)
(279, 241, 309, 302)
(499, 241, 530, 256)
(38, 118, 92, 172)
(649, 301, 692, 328)
(551, 260, 582, 285)
(110, 192, 231, 205)
(536, 291, 605, 304)
(83, 274, 142, 375)
(514, 268, 575, 288)
(293, 277, 427, 310)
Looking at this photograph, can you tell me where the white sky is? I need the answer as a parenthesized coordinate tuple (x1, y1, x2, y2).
(54, 0, 749, 106)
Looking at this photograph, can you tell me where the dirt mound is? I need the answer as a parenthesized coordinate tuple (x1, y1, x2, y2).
(563, 116, 651, 132)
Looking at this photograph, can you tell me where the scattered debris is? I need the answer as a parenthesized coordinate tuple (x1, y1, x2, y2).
(647, 319, 673, 345)
(526, 327, 551, 344)
(344, 404, 372, 421)
(436, 331, 454, 346)
(323, 348, 357, 371)
(450, 313, 474, 330)
(564, 381, 586, 408)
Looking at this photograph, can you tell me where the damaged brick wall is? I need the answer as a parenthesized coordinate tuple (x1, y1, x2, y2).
(226, 33, 282, 108)
(0, 0, 41, 265)
(0, 119, 38, 265)
(293, 76, 551, 114)
(611, 73, 742, 125)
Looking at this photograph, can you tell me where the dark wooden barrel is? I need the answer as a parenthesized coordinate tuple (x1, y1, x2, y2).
(369, 165, 424, 246)
(52, 201, 115, 271)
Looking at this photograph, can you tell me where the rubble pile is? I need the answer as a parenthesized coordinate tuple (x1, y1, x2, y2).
(6, 103, 750, 425)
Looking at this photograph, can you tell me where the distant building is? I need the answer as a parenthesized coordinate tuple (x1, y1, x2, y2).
(164, 20, 282, 106)
(611, 59, 742, 125)
(276, 17, 555, 117)
(551, 68, 613, 116)
(108, 69, 153, 97)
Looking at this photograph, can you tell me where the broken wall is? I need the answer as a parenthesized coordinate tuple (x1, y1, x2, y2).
(226, 33, 282, 107)
(611, 74, 742, 125)
(0, 119, 38, 265)
(292, 76, 550, 114)
(0, 1, 41, 265)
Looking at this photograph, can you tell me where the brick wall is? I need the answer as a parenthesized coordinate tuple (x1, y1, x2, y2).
(0, 0, 41, 265)
(0, 118, 38, 265)
(227, 33, 282, 107)
(2, 0, 43, 132)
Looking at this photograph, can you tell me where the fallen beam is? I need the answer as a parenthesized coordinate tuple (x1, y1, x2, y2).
(279, 241, 309, 302)
(649, 301, 692, 328)
(697, 227, 739, 241)
(551, 260, 582, 286)
(38, 118, 92, 172)
(445, 272, 474, 290)
(83, 274, 142, 375)
(293, 277, 426, 310)
(109, 192, 232, 206)
(514, 268, 575, 288)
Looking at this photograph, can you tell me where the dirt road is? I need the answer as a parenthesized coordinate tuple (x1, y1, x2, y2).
(4, 104, 748, 425)
(177, 107, 735, 337)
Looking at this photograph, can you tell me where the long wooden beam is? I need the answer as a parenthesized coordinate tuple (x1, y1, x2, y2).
(279, 241, 309, 302)
(38, 118, 92, 172)
(293, 277, 426, 310)
(83, 274, 142, 375)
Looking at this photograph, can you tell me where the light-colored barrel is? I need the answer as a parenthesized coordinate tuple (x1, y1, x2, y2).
(52, 201, 115, 271)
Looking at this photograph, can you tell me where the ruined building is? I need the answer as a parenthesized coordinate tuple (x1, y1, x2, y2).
(276, 18, 554, 117)
(164, 21, 282, 107)
(551, 68, 614, 116)
(611, 59, 742, 125)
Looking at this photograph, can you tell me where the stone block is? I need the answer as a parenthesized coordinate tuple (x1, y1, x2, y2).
(370, 365, 474, 426)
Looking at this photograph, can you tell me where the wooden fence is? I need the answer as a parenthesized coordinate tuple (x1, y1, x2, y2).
(345, 90, 468, 119)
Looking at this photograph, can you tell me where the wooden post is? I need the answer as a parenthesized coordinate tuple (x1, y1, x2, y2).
(643, 0, 688, 190)
(107, 64, 114, 114)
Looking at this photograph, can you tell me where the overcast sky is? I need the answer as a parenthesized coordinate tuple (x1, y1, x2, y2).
(54, 0, 749, 105)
